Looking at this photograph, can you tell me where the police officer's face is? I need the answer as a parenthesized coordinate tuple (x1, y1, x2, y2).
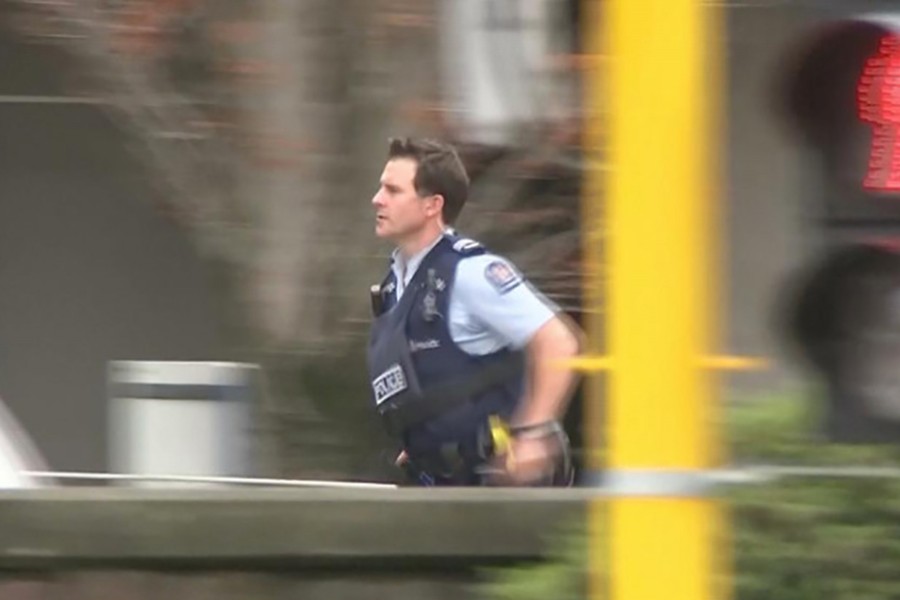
(372, 158, 441, 241)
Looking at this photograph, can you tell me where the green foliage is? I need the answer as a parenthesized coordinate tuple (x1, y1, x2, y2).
(477, 394, 900, 600)
(477, 522, 589, 600)
(726, 388, 900, 466)
(731, 477, 900, 600)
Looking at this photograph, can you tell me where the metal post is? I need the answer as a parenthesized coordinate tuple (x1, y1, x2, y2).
(585, 0, 729, 599)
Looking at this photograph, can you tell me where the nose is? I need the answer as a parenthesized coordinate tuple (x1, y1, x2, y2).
(372, 189, 385, 208)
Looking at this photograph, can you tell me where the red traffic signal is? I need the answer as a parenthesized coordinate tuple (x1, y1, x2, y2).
(782, 15, 900, 234)
(779, 14, 900, 442)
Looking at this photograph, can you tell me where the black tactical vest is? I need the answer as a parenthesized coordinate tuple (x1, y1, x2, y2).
(366, 234, 524, 455)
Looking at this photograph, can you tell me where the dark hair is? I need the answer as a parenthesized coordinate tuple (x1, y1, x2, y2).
(387, 137, 470, 224)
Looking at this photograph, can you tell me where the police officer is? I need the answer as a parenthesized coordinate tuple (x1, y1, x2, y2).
(367, 137, 581, 486)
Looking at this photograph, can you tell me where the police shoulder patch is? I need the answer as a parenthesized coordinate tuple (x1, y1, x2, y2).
(484, 259, 522, 294)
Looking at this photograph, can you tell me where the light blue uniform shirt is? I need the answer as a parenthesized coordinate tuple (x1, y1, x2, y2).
(391, 234, 556, 356)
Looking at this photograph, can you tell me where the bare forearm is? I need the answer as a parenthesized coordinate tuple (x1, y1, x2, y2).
(513, 316, 582, 427)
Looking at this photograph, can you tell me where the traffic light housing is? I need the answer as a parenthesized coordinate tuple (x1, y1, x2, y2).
(780, 13, 900, 442)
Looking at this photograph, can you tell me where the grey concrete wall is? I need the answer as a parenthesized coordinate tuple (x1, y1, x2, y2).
(0, 488, 584, 600)
(0, 573, 476, 600)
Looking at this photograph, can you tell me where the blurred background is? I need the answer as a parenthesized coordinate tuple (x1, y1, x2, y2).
(1, 0, 589, 479)
(0, 0, 799, 481)
(0, 1, 899, 599)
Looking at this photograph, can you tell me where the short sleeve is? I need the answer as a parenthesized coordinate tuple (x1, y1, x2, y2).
(451, 254, 556, 349)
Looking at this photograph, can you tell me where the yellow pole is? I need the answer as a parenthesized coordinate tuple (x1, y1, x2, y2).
(590, 0, 728, 599)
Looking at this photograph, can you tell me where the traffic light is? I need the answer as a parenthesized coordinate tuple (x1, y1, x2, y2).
(779, 14, 900, 442)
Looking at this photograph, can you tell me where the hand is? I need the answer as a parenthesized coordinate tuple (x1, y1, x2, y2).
(500, 435, 557, 485)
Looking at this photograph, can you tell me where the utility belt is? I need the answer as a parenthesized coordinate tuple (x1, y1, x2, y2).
(401, 416, 575, 487)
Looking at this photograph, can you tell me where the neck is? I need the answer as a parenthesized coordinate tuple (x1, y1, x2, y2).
(397, 222, 445, 260)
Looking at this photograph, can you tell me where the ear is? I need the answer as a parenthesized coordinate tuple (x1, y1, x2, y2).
(427, 194, 445, 219)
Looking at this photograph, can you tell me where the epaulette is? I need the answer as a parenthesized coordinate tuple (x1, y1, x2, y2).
(450, 237, 486, 255)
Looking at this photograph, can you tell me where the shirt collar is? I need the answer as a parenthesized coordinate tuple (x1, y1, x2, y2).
(391, 231, 447, 281)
